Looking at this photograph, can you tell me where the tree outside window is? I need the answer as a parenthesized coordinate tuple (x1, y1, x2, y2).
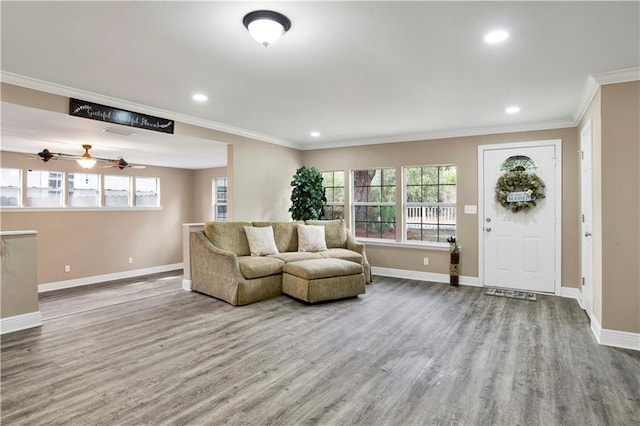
(353, 168, 396, 239)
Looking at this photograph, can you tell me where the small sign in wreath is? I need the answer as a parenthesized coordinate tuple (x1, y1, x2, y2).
(495, 171, 546, 212)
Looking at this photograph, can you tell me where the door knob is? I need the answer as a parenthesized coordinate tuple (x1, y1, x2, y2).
(486, 227, 492, 232)
(585, 232, 592, 237)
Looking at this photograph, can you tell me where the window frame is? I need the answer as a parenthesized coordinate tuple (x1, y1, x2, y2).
(320, 170, 345, 220)
(403, 164, 457, 245)
(351, 167, 397, 241)
(213, 177, 228, 221)
(0, 168, 162, 211)
(0, 168, 22, 208)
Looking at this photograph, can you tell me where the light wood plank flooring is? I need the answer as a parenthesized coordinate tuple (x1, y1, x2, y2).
(2, 274, 639, 425)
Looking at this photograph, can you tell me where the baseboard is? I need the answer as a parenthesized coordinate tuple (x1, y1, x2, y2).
(182, 279, 192, 291)
(0, 311, 43, 335)
(561, 286, 583, 308)
(371, 266, 480, 287)
(589, 315, 640, 351)
(38, 263, 183, 293)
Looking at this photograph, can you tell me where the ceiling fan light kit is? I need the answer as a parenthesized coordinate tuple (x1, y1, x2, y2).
(243, 10, 291, 47)
(76, 144, 97, 169)
(28, 144, 145, 170)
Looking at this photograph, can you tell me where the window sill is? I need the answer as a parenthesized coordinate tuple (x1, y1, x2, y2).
(0, 207, 163, 212)
(356, 238, 458, 252)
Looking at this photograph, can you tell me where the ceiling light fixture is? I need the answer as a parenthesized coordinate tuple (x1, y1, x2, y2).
(484, 30, 509, 44)
(77, 144, 97, 169)
(310, 131, 320, 138)
(506, 106, 521, 114)
(192, 93, 208, 102)
(243, 10, 291, 47)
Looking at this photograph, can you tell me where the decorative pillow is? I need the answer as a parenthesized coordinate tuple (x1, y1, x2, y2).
(297, 224, 327, 252)
(243, 226, 279, 256)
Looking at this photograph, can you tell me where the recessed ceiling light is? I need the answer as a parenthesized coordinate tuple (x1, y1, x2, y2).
(192, 93, 208, 102)
(310, 131, 320, 138)
(484, 30, 509, 44)
(506, 106, 521, 114)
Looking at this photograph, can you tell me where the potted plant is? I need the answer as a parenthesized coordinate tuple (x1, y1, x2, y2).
(289, 166, 325, 220)
(447, 236, 460, 286)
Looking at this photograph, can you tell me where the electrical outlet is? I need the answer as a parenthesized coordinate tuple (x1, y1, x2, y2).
(64, 265, 71, 272)
(128, 257, 133, 264)
(423, 257, 429, 266)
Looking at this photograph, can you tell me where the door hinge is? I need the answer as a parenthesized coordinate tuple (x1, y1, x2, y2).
(582, 214, 585, 222)
(582, 277, 585, 286)
(581, 151, 584, 160)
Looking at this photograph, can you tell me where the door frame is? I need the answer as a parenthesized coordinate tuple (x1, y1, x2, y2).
(477, 139, 563, 295)
(580, 120, 594, 315)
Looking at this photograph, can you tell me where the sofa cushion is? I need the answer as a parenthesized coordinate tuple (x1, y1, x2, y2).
(244, 226, 279, 256)
(204, 222, 251, 256)
(267, 252, 323, 263)
(253, 221, 301, 253)
(283, 258, 363, 280)
(237, 256, 285, 279)
(305, 220, 347, 248)
(298, 224, 328, 252)
(319, 248, 363, 264)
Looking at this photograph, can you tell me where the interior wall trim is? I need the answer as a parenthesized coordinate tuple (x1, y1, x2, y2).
(590, 314, 640, 352)
(591, 66, 640, 85)
(371, 266, 480, 287)
(38, 263, 183, 293)
(0, 311, 43, 335)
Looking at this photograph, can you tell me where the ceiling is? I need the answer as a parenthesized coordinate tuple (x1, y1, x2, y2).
(1, 1, 639, 169)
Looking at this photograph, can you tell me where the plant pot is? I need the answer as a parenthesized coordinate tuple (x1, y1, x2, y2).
(450, 252, 459, 287)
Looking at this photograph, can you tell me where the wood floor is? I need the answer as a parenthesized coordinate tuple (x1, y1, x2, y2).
(2, 274, 639, 425)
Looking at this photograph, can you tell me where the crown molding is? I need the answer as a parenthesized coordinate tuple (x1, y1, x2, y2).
(0, 71, 299, 150)
(301, 119, 576, 151)
(591, 67, 640, 85)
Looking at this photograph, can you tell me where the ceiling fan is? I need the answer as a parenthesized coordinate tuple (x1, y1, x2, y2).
(25, 145, 146, 169)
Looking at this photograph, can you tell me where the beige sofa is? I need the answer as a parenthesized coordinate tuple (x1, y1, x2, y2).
(190, 219, 372, 305)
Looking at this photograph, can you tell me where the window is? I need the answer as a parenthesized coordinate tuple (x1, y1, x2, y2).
(104, 175, 131, 207)
(321, 170, 345, 220)
(353, 168, 396, 239)
(135, 177, 159, 207)
(404, 165, 456, 243)
(69, 173, 100, 207)
(0, 168, 21, 207)
(214, 178, 227, 221)
(26, 170, 63, 207)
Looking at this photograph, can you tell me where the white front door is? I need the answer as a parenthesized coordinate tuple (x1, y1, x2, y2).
(581, 121, 594, 314)
(479, 141, 560, 294)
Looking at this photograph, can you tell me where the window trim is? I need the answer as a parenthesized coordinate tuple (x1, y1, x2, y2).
(213, 177, 228, 221)
(351, 167, 397, 241)
(402, 164, 457, 245)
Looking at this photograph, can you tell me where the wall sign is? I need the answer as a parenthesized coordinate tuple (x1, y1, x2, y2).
(506, 191, 532, 202)
(69, 98, 174, 134)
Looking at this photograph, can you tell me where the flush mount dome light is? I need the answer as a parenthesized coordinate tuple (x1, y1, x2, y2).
(243, 10, 291, 47)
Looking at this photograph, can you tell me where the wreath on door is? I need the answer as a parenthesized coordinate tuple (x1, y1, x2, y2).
(495, 171, 546, 213)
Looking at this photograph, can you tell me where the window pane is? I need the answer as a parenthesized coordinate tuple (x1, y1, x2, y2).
(0, 168, 21, 207)
(26, 170, 63, 207)
(104, 175, 131, 207)
(334, 171, 344, 187)
(404, 165, 457, 243)
(216, 205, 227, 222)
(321, 171, 334, 187)
(334, 187, 344, 203)
(324, 187, 335, 203)
(216, 178, 227, 203)
(352, 168, 396, 239)
(136, 177, 159, 206)
(69, 173, 99, 207)
(423, 186, 438, 202)
(322, 205, 344, 220)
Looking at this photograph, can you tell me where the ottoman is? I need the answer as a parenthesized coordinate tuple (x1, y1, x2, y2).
(282, 258, 366, 304)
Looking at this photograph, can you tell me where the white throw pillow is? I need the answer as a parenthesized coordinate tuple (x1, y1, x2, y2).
(244, 226, 279, 256)
(297, 224, 327, 252)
